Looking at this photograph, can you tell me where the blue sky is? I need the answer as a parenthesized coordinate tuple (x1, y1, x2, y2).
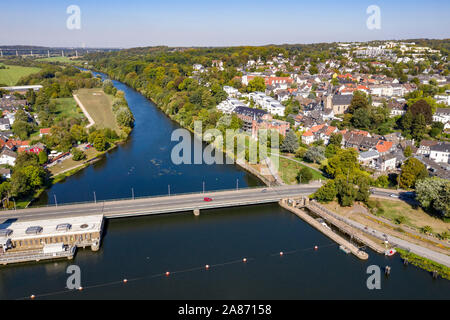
(1, 0, 449, 48)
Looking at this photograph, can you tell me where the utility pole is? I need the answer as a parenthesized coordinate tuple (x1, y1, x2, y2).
(236, 179, 239, 191)
(93, 191, 96, 204)
(54, 194, 57, 207)
(62, 50, 64, 57)
(202, 181, 205, 193)
(168, 185, 171, 196)
(131, 187, 134, 200)
(47, 50, 50, 58)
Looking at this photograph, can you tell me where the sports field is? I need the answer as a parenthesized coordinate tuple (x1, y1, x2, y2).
(74, 88, 119, 132)
(0, 64, 41, 86)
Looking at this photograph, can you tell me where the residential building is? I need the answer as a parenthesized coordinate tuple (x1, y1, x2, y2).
(0, 148, 17, 166)
(430, 142, 450, 164)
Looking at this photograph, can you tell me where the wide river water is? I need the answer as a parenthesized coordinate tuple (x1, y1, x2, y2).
(0, 72, 448, 299)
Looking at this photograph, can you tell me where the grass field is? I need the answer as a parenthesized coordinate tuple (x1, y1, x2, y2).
(0, 64, 41, 86)
(52, 97, 86, 122)
(278, 157, 326, 184)
(37, 56, 76, 64)
(370, 199, 449, 234)
(74, 88, 119, 132)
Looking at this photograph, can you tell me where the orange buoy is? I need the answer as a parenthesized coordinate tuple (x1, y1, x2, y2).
(314, 245, 318, 250)
(165, 271, 170, 276)
(280, 251, 284, 256)
(123, 279, 128, 283)
(78, 286, 83, 291)
(242, 258, 247, 263)
(205, 264, 210, 269)
(30, 295, 35, 300)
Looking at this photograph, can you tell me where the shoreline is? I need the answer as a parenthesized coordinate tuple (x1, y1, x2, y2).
(21, 69, 270, 208)
(98, 69, 288, 187)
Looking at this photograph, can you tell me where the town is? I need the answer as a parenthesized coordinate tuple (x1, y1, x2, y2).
(0, 38, 449, 298)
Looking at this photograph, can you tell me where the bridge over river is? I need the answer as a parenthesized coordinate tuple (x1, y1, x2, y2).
(0, 183, 322, 221)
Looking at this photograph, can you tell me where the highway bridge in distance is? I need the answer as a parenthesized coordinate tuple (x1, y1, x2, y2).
(0, 183, 323, 221)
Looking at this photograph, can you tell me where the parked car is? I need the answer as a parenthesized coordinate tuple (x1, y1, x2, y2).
(390, 194, 399, 198)
(203, 197, 213, 202)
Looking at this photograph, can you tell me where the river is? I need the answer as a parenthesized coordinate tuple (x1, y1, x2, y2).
(0, 72, 448, 300)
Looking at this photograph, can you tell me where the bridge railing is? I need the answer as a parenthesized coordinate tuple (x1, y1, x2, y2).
(3, 184, 304, 212)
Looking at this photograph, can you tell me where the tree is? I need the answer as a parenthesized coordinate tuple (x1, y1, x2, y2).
(38, 151, 48, 165)
(398, 158, 428, 189)
(400, 111, 413, 134)
(93, 134, 108, 151)
(325, 148, 360, 178)
(408, 99, 433, 124)
(313, 180, 337, 203)
(352, 108, 371, 129)
(70, 124, 88, 143)
(116, 108, 135, 128)
(411, 113, 426, 141)
(403, 146, 412, 158)
(335, 177, 357, 207)
(280, 131, 299, 153)
(297, 167, 313, 184)
(375, 175, 390, 188)
(12, 120, 33, 140)
(355, 175, 370, 203)
(71, 148, 87, 161)
(246, 77, 266, 92)
(304, 146, 325, 164)
(349, 90, 369, 113)
(328, 133, 342, 147)
(10, 165, 45, 197)
(415, 177, 450, 218)
(430, 122, 444, 138)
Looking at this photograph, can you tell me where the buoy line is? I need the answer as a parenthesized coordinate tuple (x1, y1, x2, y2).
(17, 242, 337, 300)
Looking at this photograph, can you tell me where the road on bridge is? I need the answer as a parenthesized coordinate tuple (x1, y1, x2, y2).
(0, 183, 322, 221)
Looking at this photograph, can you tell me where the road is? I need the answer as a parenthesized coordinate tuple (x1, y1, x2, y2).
(0, 183, 322, 221)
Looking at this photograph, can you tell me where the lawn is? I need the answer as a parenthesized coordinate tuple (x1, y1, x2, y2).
(74, 88, 119, 133)
(278, 157, 326, 185)
(52, 97, 86, 122)
(0, 64, 41, 86)
(37, 56, 78, 64)
(371, 199, 450, 234)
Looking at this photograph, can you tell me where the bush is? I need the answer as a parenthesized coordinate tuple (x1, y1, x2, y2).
(71, 148, 86, 161)
(297, 167, 313, 184)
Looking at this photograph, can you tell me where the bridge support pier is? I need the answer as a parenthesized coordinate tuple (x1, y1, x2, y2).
(193, 208, 200, 216)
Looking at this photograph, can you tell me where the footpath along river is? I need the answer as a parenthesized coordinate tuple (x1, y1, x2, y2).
(0, 72, 448, 299)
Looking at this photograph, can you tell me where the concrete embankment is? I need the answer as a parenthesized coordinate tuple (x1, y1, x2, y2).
(279, 200, 369, 260)
(306, 201, 386, 254)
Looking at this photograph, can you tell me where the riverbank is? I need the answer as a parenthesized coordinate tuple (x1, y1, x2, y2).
(16, 86, 132, 208)
(279, 199, 369, 260)
(396, 248, 450, 280)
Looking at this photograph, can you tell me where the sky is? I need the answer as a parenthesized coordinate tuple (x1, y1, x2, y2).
(1, 0, 449, 48)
